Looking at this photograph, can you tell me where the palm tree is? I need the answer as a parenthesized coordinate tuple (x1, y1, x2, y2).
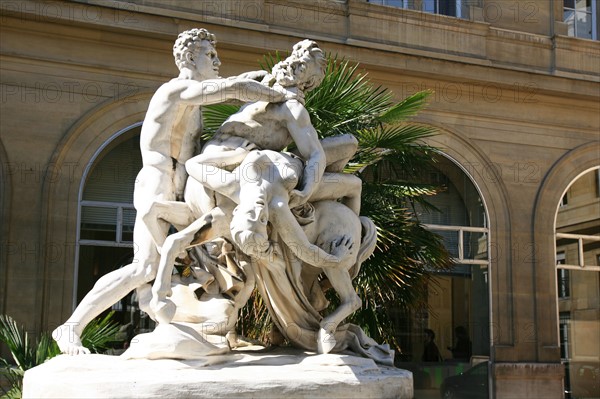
(0, 313, 123, 397)
(203, 56, 453, 352)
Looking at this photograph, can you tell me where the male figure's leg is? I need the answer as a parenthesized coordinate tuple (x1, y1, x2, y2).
(185, 141, 252, 203)
(53, 222, 160, 354)
(308, 173, 362, 215)
(320, 134, 358, 173)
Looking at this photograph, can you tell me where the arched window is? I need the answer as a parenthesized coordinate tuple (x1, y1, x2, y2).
(397, 153, 491, 397)
(419, 154, 490, 359)
(555, 167, 600, 398)
(74, 124, 150, 330)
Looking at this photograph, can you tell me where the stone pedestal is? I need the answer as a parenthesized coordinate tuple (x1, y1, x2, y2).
(23, 347, 412, 398)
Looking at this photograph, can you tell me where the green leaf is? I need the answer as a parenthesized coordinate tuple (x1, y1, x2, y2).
(80, 311, 121, 353)
(202, 104, 240, 140)
(357, 124, 437, 151)
(377, 90, 433, 124)
(0, 314, 61, 397)
(305, 57, 393, 138)
(1, 358, 23, 398)
(0, 315, 33, 371)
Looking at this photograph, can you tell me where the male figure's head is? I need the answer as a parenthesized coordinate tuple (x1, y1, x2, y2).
(230, 195, 270, 259)
(173, 28, 220, 80)
(271, 39, 326, 92)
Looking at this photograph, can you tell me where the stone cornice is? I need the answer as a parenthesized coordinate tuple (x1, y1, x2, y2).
(1, 0, 598, 97)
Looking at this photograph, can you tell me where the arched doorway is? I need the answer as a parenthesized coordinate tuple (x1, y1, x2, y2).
(555, 167, 600, 398)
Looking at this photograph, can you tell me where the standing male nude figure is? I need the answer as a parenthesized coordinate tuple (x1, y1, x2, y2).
(53, 28, 293, 355)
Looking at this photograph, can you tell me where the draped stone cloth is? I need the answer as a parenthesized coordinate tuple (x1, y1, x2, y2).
(123, 241, 253, 360)
(251, 239, 395, 366)
(123, 226, 394, 366)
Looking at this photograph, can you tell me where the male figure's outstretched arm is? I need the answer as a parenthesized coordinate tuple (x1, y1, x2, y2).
(179, 77, 292, 106)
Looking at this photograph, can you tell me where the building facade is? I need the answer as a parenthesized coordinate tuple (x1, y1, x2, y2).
(1, 1, 598, 397)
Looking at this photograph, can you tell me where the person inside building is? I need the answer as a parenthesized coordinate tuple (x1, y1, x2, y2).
(448, 325, 472, 361)
(422, 328, 443, 362)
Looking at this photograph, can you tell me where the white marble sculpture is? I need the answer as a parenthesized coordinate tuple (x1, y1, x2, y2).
(53, 28, 293, 355)
(53, 29, 394, 366)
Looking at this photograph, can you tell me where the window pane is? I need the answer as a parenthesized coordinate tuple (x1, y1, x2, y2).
(385, 0, 406, 6)
(77, 245, 131, 299)
(438, 230, 460, 258)
(82, 135, 140, 203)
(397, 271, 490, 396)
(121, 208, 136, 242)
(559, 312, 571, 359)
(80, 206, 117, 241)
(576, 10, 593, 38)
(574, 0, 592, 12)
(565, 0, 576, 9)
(439, 0, 457, 17)
(423, 0, 436, 13)
(558, 269, 571, 298)
(464, 231, 488, 260)
(369, 0, 405, 6)
(565, 9, 577, 36)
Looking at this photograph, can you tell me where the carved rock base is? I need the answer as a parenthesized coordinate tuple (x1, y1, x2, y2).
(23, 347, 412, 398)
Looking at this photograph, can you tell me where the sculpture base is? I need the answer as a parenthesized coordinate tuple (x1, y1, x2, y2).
(23, 347, 412, 398)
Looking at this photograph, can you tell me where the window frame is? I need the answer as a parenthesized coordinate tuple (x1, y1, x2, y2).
(564, 0, 598, 40)
(369, 0, 467, 19)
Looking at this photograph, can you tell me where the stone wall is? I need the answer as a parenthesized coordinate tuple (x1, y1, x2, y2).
(1, 1, 598, 397)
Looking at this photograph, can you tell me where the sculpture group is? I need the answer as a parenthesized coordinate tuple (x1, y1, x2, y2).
(53, 28, 394, 366)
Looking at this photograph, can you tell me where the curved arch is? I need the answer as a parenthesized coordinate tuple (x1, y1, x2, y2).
(73, 124, 142, 310)
(0, 137, 11, 315)
(36, 90, 153, 328)
(424, 123, 515, 350)
(532, 142, 600, 362)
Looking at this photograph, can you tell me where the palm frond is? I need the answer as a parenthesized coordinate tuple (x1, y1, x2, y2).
(0, 315, 34, 371)
(357, 124, 437, 151)
(306, 57, 393, 138)
(202, 104, 240, 140)
(259, 51, 285, 72)
(363, 182, 442, 203)
(377, 90, 433, 124)
(80, 311, 121, 353)
(34, 333, 60, 367)
(0, 358, 23, 399)
(0, 312, 124, 396)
